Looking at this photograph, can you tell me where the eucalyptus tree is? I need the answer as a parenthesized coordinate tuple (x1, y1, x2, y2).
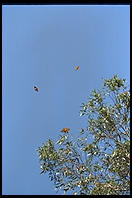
(37, 75, 130, 195)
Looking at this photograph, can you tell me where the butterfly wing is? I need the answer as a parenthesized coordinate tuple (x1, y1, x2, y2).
(34, 86, 39, 92)
(61, 128, 70, 133)
(75, 66, 79, 71)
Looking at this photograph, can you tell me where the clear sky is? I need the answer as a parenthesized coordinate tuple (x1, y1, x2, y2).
(2, 5, 130, 195)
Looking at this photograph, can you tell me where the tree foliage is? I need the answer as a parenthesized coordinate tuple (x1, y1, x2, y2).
(37, 75, 130, 195)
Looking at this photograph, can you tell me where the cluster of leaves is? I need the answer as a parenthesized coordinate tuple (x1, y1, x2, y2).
(37, 75, 130, 195)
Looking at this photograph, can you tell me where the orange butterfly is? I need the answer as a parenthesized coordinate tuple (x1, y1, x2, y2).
(61, 128, 70, 133)
(34, 86, 39, 92)
(75, 66, 79, 71)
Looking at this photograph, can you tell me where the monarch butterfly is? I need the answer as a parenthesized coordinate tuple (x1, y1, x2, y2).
(75, 66, 79, 71)
(61, 128, 70, 133)
(34, 86, 39, 92)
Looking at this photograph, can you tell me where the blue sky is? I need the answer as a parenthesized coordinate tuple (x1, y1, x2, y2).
(2, 5, 130, 195)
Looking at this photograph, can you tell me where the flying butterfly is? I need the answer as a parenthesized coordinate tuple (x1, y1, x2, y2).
(34, 86, 39, 92)
(75, 66, 79, 71)
(61, 128, 70, 133)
